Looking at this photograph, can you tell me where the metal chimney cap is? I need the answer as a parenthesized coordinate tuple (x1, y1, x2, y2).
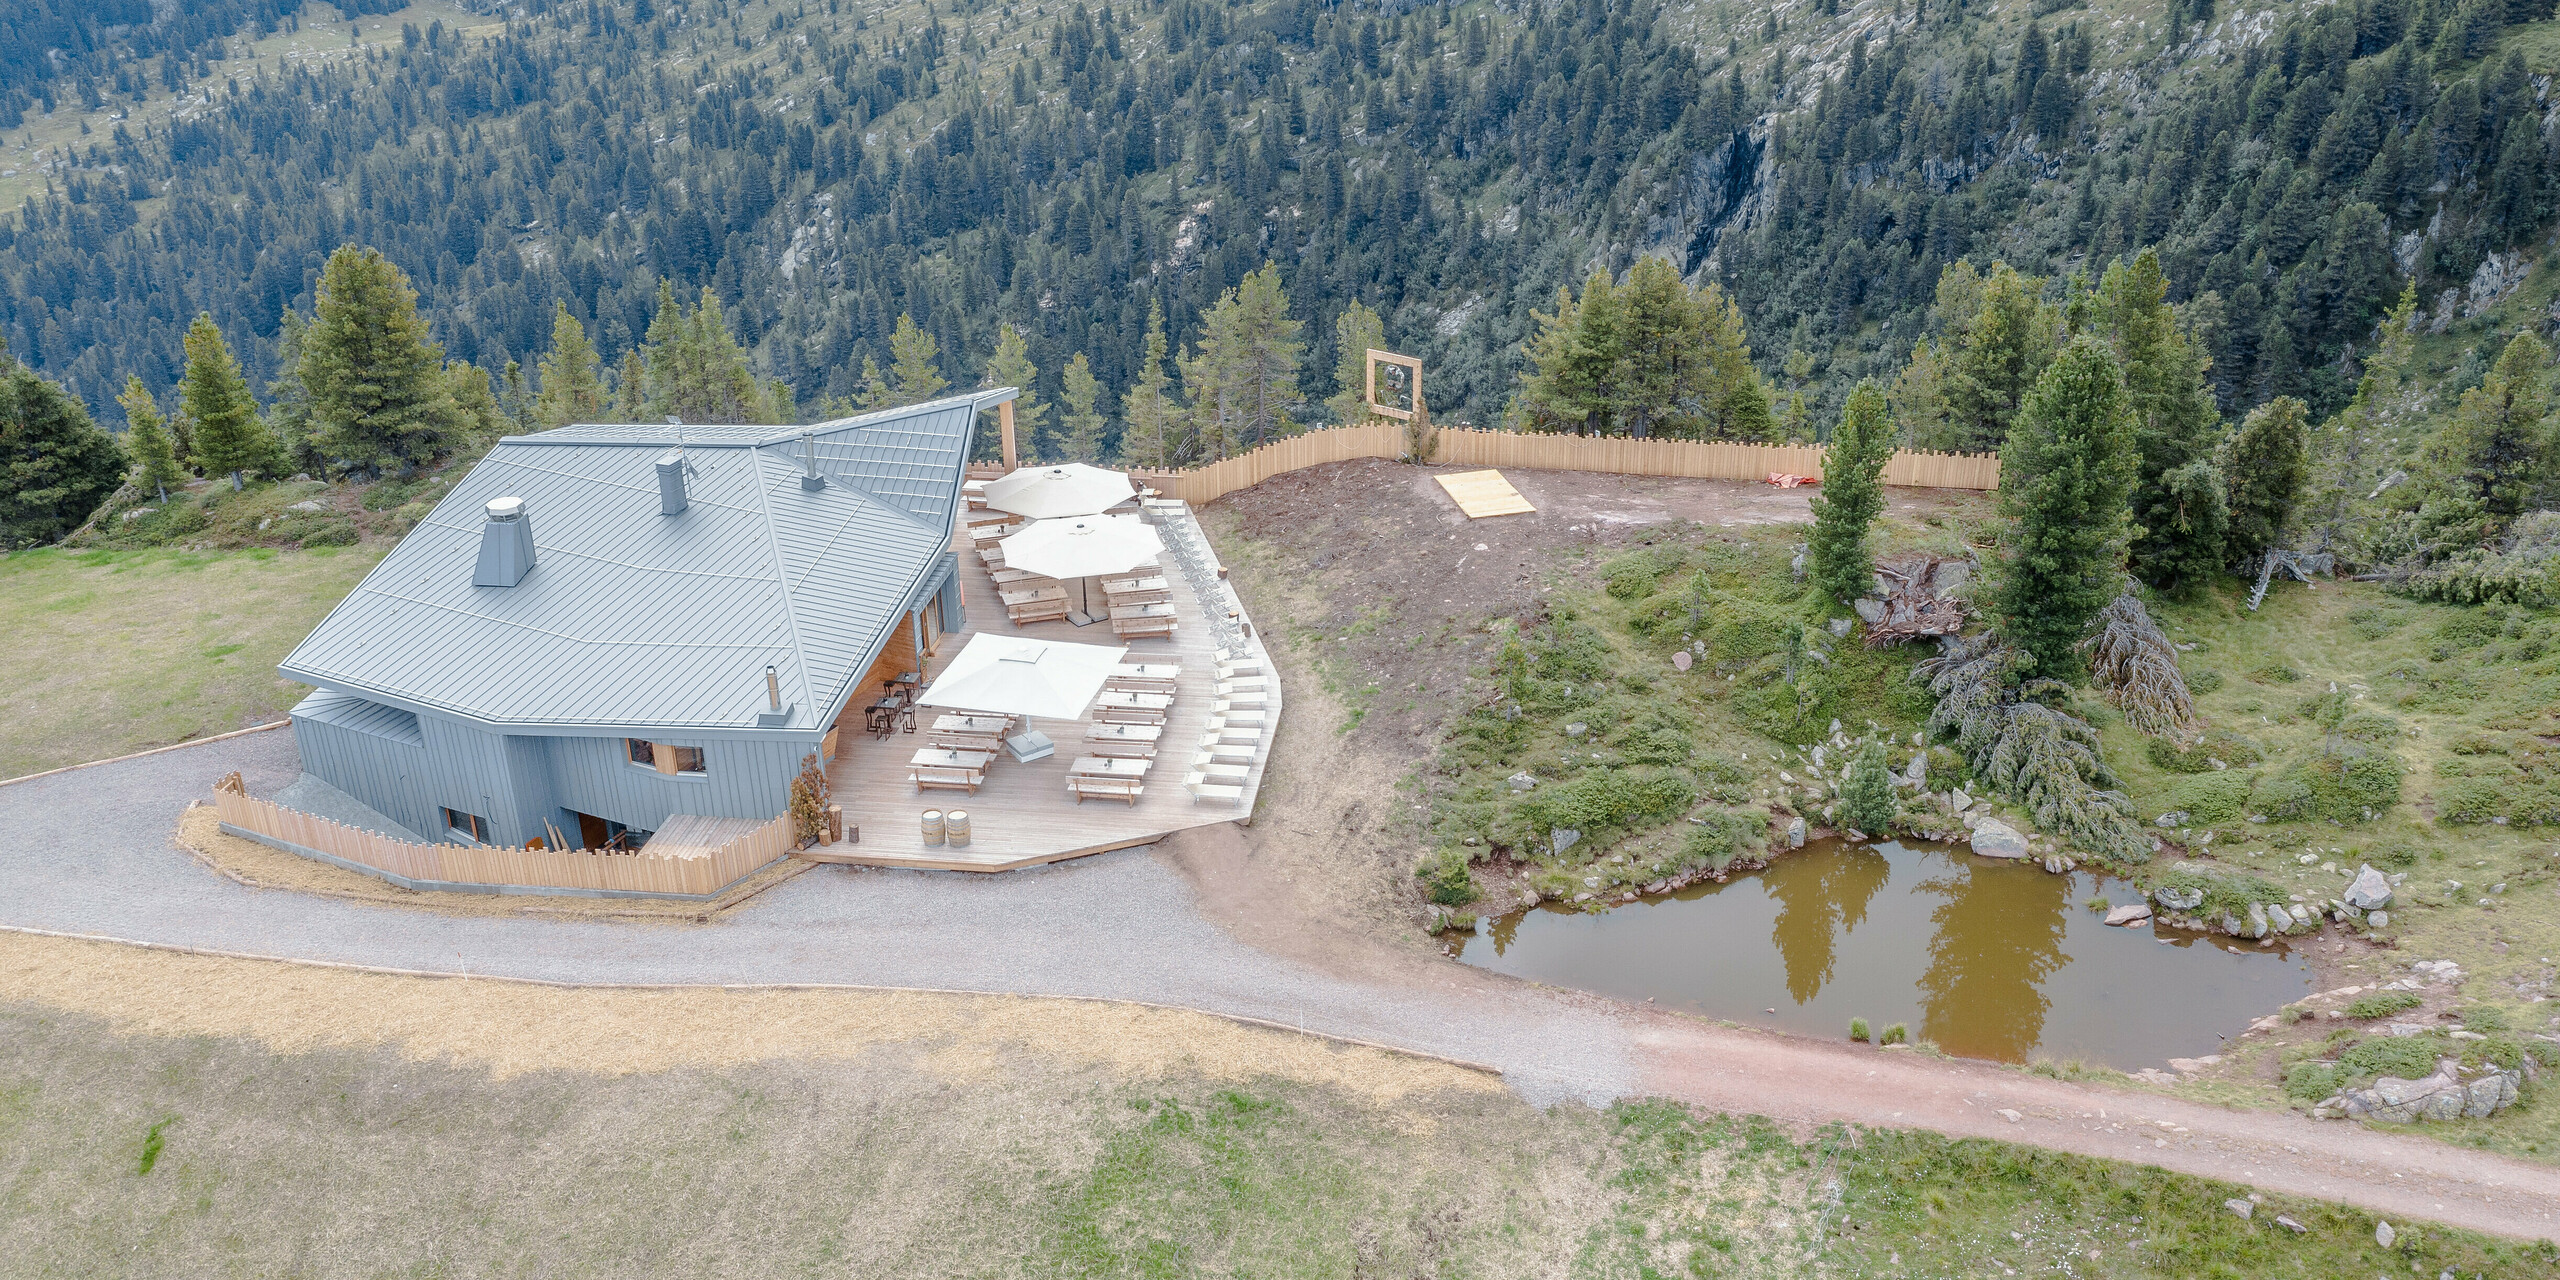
(485, 496, 525, 521)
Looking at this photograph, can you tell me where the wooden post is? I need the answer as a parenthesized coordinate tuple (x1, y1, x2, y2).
(999, 399, 1017, 470)
(826, 804, 845, 845)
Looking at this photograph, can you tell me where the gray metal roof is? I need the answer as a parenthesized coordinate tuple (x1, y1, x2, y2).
(279, 390, 1012, 736)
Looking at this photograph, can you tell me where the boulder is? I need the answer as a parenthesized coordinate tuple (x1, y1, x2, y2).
(2105, 903, 2154, 926)
(287, 498, 329, 512)
(1671, 650, 1693, 672)
(1949, 788, 1972, 810)
(1552, 828, 1583, 855)
(1786, 816, 1807, 849)
(2274, 1214, 2307, 1234)
(2245, 903, 2270, 939)
(1970, 818, 2030, 859)
(1853, 597, 1885, 624)
(2156, 810, 2190, 828)
(1507, 772, 1538, 792)
(2224, 1198, 2254, 1220)
(1902, 753, 1927, 788)
(2375, 1222, 2395, 1248)
(2265, 903, 2294, 933)
(2344, 865, 2394, 911)
(1564, 722, 1588, 738)
(2154, 885, 2205, 912)
(2368, 911, 2389, 928)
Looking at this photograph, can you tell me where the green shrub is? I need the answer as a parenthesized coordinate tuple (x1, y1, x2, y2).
(2343, 991, 2422, 1020)
(1602, 547, 1684, 599)
(1692, 754, 1753, 804)
(1514, 768, 1696, 839)
(1608, 707, 1695, 766)
(2337, 1034, 2442, 1083)
(2165, 772, 2252, 827)
(2348, 605, 2405, 639)
(1678, 810, 1755, 870)
(2437, 778, 2517, 825)
(1708, 594, 1796, 661)
(2456, 1005, 2511, 1033)
(291, 517, 361, 548)
(2283, 1061, 2340, 1101)
(2257, 745, 2403, 823)
(2145, 726, 2264, 773)
(2432, 609, 2507, 648)
(2186, 668, 2224, 694)
(2337, 711, 2401, 743)
(1849, 1017, 1871, 1043)
(1417, 848, 1480, 906)
(2250, 663, 2303, 683)
(2370, 842, 2422, 870)
(1879, 1023, 1909, 1046)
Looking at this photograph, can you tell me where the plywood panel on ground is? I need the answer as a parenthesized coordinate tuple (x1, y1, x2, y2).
(1434, 469, 1537, 518)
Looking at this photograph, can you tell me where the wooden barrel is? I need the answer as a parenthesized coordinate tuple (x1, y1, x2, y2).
(945, 809, 971, 848)
(921, 809, 945, 846)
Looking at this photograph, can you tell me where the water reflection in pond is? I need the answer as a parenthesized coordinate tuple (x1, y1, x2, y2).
(1452, 838, 2316, 1068)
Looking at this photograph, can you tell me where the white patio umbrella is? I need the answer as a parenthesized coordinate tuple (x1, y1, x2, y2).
(983, 463, 1137, 519)
(915, 633, 1130, 721)
(1000, 514, 1165, 619)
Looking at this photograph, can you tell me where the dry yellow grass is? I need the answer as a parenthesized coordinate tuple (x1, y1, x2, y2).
(174, 804, 810, 922)
(0, 930, 1498, 1104)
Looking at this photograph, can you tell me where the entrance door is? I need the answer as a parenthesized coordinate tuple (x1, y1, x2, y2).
(575, 811, 613, 850)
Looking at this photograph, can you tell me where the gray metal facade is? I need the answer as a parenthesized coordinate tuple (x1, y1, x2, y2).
(279, 390, 1009, 849)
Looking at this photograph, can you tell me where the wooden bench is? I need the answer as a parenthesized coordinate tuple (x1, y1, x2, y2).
(1003, 583, 1071, 625)
(1105, 663, 1181, 694)
(1100, 575, 1172, 606)
(1112, 611, 1177, 639)
(909, 766, 983, 793)
(1066, 775, 1145, 805)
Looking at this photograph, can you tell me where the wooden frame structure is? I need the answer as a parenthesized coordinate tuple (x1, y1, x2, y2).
(1364, 348, 1425, 422)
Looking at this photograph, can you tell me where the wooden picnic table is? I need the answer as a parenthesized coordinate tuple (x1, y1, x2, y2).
(1100, 575, 1172, 605)
(1096, 690, 1172, 713)
(1105, 662, 1181, 695)
(931, 714, 1014, 736)
(1066, 755, 1149, 781)
(1082, 723, 1163, 757)
(909, 746, 996, 771)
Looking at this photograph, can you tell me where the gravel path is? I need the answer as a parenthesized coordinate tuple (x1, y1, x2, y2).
(10, 734, 2560, 1241)
(0, 734, 1638, 1104)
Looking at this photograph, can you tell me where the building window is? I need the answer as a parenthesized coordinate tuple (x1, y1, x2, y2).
(443, 808, 491, 843)
(625, 739, 708, 777)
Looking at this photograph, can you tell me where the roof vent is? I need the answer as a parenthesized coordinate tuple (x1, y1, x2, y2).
(799, 428, 826, 491)
(472, 497, 536, 587)
(655, 448, 689, 515)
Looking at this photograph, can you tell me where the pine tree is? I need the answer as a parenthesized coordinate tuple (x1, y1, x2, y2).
(304, 246, 458, 473)
(1517, 261, 1771, 440)
(2412, 331, 2555, 550)
(1995, 335, 2140, 677)
(444, 360, 510, 454)
(1057, 352, 1109, 462)
(1187, 262, 1304, 455)
(611, 350, 649, 422)
(532, 302, 607, 430)
(983, 323, 1047, 460)
(1905, 262, 2060, 454)
(2101, 249, 2227, 587)
(2223, 396, 2309, 563)
(1324, 300, 1386, 425)
(1839, 740, 1897, 835)
(2302, 285, 2418, 560)
(887, 313, 949, 406)
(854, 354, 891, 410)
(1515, 275, 1615, 434)
(116, 376, 182, 500)
(1809, 382, 1894, 605)
(0, 359, 125, 548)
(180, 313, 282, 488)
(267, 308, 322, 477)
(642, 283, 769, 424)
(1120, 301, 1186, 468)
(500, 360, 534, 435)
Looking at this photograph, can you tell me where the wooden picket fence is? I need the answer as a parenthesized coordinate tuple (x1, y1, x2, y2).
(210, 773, 792, 897)
(1128, 422, 1998, 506)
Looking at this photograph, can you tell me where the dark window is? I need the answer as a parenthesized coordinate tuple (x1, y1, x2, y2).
(671, 745, 708, 775)
(442, 808, 491, 843)
(626, 737, 654, 767)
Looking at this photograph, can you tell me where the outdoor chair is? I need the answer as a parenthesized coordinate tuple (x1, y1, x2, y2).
(1184, 772, 1245, 806)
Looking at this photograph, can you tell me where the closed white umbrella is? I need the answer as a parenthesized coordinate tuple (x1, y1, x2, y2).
(1001, 515, 1165, 621)
(983, 463, 1136, 519)
(915, 633, 1129, 721)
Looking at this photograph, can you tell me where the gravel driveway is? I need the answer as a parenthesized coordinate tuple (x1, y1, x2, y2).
(11, 734, 2560, 1240)
(0, 733, 1637, 1105)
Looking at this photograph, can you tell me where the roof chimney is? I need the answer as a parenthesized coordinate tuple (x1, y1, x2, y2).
(472, 497, 537, 587)
(655, 448, 689, 515)
(799, 428, 826, 491)
(755, 662, 795, 726)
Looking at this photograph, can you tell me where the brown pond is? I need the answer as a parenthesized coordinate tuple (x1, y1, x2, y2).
(1452, 838, 2317, 1068)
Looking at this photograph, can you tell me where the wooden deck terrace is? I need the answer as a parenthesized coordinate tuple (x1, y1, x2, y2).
(809, 505, 1277, 872)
